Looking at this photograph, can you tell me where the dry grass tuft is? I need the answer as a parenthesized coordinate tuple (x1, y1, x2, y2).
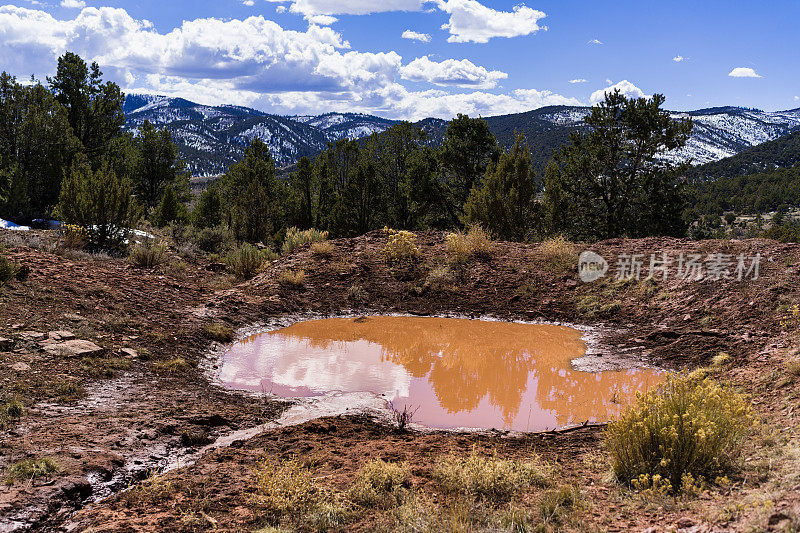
(347, 284, 367, 302)
(277, 269, 305, 288)
(348, 459, 411, 508)
(4, 457, 62, 484)
(248, 456, 330, 526)
(445, 225, 494, 266)
(203, 322, 234, 343)
(310, 241, 335, 258)
(282, 227, 328, 255)
(424, 265, 456, 292)
(432, 452, 553, 503)
(129, 239, 167, 268)
(536, 236, 576, 274)
(151, 357, 195, 374)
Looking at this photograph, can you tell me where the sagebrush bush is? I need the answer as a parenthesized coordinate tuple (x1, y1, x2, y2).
(445, 225, 494, 266)
(432, 453, 553, 503)
(424, 264, 455, 292)
(347, 284, 367, 302)
(129, 239, 167, 268)
(348, 459, 411, 508)
(226, 244, 275, 279)
(383, 228, 420, 264)
(190, 225, 229, 253)
(0, 399, 25, 427)
(607, 372, 754, 492)
(277, 269, 305, 287)
(0, 252, 18, 286)
(4, 457, 62, 484)
(282, 227, 328, 255)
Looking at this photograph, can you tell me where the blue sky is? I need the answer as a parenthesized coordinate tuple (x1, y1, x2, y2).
(1, 0, 797, 119)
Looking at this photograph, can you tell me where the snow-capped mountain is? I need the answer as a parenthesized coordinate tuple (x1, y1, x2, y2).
(123, 95, 397, 175)
(530, 105, 800, 165)
(123, 95, 800, 176)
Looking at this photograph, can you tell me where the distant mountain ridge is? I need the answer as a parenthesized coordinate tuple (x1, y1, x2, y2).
(122, 94, 800, 177)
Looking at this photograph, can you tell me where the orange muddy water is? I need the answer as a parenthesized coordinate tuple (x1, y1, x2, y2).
(220, 316, 665, 431)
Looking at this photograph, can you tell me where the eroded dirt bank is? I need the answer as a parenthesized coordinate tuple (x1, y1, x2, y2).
(1, 231, 799, 531)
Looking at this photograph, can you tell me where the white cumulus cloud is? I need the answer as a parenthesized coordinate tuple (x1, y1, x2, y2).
(60, 0, 85, 8)
(399, 56, 506, 89)
(401, 29, 431, 42)
(590, 80, 649, 104)
(435, 0, 546, 43)
(288, 0, 423, 16)
(568, 78, 587, 84)
(588, 38, 602, 45)
(0, 5, 578, 120)
(728, 67, 761, 78)
(673, 55, 686, 62)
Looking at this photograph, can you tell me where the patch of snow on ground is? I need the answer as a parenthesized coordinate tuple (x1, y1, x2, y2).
(0, 219, 30, 231)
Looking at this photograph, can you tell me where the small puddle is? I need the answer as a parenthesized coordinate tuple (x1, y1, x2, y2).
(220, 316, 665, 432)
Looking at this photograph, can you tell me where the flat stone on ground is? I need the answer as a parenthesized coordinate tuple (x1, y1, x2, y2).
(120, 348, 138, 358)
(48, 330, 76, 341)
(10, 362, 30, 371)
(43, 339, 104, 357)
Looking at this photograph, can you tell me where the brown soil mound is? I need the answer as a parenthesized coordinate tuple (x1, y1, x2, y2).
(1, 230, 799, 531)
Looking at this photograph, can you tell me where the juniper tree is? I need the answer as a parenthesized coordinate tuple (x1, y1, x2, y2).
(466, 132, 541, 242)
(57, 157, 140, 249)
(544, 90, 692, 240)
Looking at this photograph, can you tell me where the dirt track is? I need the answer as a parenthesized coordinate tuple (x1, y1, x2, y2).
(1, 230, 799, 531)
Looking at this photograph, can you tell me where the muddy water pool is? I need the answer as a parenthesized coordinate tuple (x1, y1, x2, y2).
(220, 316, 664, 432)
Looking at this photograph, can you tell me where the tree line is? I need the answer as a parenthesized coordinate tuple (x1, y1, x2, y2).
(0, 52, 188, 248)
(1, 52, 695, 250)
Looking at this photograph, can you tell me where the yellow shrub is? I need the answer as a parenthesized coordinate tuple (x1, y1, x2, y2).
(780, 304, 800, 330)
(432, 453, 553, 503)
(607, 372, 754, 492)
(348, 459, 411, 508)
(60, 223, 89, 250)
(383, 229, 420, 264)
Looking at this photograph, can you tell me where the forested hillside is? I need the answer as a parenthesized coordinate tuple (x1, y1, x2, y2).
(690, 129, 800, 179)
